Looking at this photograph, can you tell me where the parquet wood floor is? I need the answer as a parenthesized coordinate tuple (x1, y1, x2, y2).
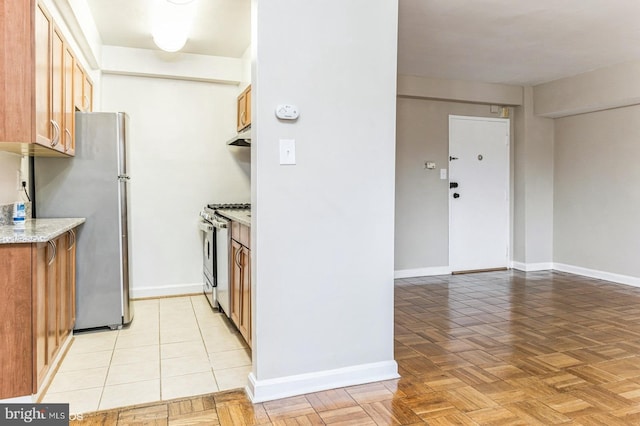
(73, 270, 640, 425)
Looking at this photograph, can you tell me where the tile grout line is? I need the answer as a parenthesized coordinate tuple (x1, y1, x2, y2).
(191, 295, 222, 392)
(190, 298, 220, 392)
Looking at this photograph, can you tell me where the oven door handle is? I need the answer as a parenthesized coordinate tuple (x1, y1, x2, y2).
(199, 221, 214, 232)
(211, 218, 228, 229)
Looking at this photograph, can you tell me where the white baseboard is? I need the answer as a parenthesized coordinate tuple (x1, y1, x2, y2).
(246, 360, 399, 403)
(394, 266, 451, 279)
(511, 261, 554, 272)
(0, 395, 34, 403)
(553, 263, 640, 288)
(131, 283, 203, 299)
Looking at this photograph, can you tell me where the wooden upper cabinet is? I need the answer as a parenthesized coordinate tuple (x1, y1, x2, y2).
(0, 1, 85, 157)
(84, 74, 94, 112)
(73, 62, 84, 111)
(51, 28, 65, 153)
(63, 46, 75, 155)
(34, 2, 54, 148)
(74, 63, 93, 112)
(237, 85, 251, 132)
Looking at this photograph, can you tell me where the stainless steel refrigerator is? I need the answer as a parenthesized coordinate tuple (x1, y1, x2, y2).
(35, 112, 134, 330)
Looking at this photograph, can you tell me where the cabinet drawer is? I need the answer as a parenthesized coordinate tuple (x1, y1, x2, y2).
(231, 221, 250, 247)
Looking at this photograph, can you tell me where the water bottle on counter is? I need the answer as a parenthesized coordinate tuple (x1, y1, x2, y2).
(13, 201, 26, 229)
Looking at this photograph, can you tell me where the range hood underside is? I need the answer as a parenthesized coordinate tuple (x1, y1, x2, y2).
(227, 128, 251, 146)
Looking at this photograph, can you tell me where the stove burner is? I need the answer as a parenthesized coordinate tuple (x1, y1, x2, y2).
(207, 203, 251, 210)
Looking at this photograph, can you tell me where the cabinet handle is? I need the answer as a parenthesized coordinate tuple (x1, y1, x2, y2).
(50, 120, 61, 147)
(240, 111, 246, 125)
(235, 246, 242, 268)
(67, 229, 76, 250)
(64, 128, 72, 152)
(47, 240, 57, 266)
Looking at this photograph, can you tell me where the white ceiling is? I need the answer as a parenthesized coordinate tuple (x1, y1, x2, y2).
(86, 0, 251, 58)
(85, 0, 640, 86)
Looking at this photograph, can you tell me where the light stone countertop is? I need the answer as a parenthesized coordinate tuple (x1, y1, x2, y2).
(0, 218, 86, 244)
(215, 209, 251, 227)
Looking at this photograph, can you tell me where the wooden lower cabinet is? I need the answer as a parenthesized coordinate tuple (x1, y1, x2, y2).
(230, 239, 242, 328)
(239, 245, 251, 345)
(230, 223, 251, 347)
(0, 244, 34, 399)
(0, 229, 77, 399)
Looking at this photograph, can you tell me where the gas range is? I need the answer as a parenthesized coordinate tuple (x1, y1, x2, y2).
(199, 203, 249, 315)
(201, 203, 251, 222)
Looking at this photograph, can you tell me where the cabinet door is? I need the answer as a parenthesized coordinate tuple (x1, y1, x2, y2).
(237, 91, 247, 132)
(83, 75, 93, 112)
(51, 28, 64, 153)
(68, 230, 77, 329)
(230, 239, 242, 327)
(237, 85, 251, 132)
(73, 62, 92, 112)
(45, 239, 58, 364)
(34, 243, 48, 391)
(35, 3, 53, 146)
(73, 62, 84, 111)
(244, 86, 251, 129)
(56, 233, 70, 342)
(63, 45, 75, 155)
(239, 247, 251, 347)
(0, 244, 33, 399)
(0, 0, 34, 144)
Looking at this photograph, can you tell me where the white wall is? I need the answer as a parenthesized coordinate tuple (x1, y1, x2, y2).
(512, 87, 554, 269)
(0, 153, 26, 205)
(101, 74, 250, 297)
(554, 105, 640, 279)
(249, 0, 398, 402)
(398, 75, 523, 106)
(240, 45, 251, 88)
(534, 60, 640, 118)
(395, 98, 508, 275)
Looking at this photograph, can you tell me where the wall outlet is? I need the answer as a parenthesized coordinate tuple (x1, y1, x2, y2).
(16, 170, 21, 191)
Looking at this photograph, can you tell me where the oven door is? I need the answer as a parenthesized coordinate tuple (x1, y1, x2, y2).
(212, 215, 230, 316)
(199, 220, 215, 308)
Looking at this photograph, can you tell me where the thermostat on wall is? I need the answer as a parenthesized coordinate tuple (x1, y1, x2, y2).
(275, 104, 299, 120)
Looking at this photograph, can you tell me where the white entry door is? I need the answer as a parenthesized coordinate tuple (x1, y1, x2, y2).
(449, 115, 510, 272)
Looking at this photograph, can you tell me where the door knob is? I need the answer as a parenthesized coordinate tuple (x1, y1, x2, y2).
(450, 182, 458, 189)
(453, 193, 460, 199)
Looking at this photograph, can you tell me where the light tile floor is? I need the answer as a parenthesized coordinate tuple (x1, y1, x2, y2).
(41, 295, 252, 414)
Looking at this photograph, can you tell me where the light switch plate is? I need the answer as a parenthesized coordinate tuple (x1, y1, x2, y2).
(280, 139, 296, 165)
(440, 169, 447, 180)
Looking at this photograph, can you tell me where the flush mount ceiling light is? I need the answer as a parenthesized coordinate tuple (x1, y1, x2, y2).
(151, 0, 198, 52)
